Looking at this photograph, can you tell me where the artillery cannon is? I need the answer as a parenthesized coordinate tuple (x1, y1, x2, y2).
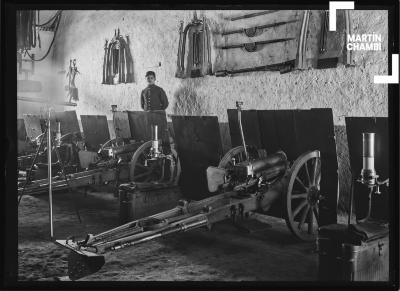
(18, 115, 83, 174)
(55, 102, 324, 280)
(18, 108, 181, 197)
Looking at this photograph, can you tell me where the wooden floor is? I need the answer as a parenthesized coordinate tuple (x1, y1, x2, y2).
(18, 190, 318, 281)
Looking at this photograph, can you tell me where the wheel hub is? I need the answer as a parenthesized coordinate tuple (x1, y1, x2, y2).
(307, 186, 320, 206)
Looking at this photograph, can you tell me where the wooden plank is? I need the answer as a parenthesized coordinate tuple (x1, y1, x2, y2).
(23, 114, 43, 141)
(112, 111, 131, 139)
(258, 110, 299, 218)
(17, 118, 27, 141)
(80, 115, 110, 151)
(258, 108, 338, 225)
(146, 111, 169, 146)
(171, 115, 223, 200)
(293, 108, 338, 226)
(257, 110, 280, 155)
(54, 110, 81, 135)
(227, 109, 263, 149)
(108, 120, 116, 140)
(345, 117, 388, 221)
(127, 110, 169, 145)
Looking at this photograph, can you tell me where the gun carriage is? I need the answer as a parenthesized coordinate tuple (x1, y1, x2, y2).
(56, 102, 325, 280)
(18, 108, 181, 197)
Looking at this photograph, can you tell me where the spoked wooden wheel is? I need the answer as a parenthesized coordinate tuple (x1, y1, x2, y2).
(218, 145, 260, 168)
(129, 141, 181, 184)
(285, 150, 322, 241)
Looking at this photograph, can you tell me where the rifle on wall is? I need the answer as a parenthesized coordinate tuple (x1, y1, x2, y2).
(224, 10, 279, 21)
(221, 19, 299, 37)
(215, 60, 295, 77)
(217, 37, 295, 52)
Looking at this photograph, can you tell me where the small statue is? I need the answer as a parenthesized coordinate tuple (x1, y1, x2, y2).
(66, 59, 80, 102)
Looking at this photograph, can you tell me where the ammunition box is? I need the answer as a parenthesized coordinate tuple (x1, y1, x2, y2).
(119, 182, 181, 224)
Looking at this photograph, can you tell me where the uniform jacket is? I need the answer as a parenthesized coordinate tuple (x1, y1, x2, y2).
(140, 84, 169, 111)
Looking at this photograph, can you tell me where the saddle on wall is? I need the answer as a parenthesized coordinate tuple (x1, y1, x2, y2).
(175, 12, 212, 78)
(102, 29, 134, 85)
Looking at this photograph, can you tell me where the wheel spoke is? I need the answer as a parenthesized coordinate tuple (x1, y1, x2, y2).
(293, 199, 308, 218)
(298, 204, 310, 229)
(303, 161, 311, 186)
(291, 193, 308, 200)
(313, 206, 319, 225)
(295, 176, 308, 191)
(312, 158, 319, 186)
(308, 207, 315, 234)
(315, 162, 321, 187)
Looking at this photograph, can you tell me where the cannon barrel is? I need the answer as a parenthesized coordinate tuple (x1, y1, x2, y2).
(249, 151, 287, 174)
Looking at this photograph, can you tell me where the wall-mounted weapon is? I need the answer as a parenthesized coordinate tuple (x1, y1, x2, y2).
(175, 12, 212, 78)
(222, 19, 299, 37)
(343, 10, 354, 67)
(319, 10, 329, 54)
(218, 37, 295, 52)
(296, 10, 310, 70)
(102, 29, 134, 85)
(215, 60, 295, 77)
(224, 10, 279, 21)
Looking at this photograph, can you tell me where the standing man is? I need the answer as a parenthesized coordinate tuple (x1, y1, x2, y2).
(140, 71, 169, 111)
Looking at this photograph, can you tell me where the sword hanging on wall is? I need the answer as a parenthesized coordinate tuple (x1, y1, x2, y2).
(217, 37, 295, 52)
(222, 19, 299, 37)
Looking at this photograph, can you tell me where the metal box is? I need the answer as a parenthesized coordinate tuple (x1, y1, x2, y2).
(119, 182, 182, 224)
(318, 224, 389, 281)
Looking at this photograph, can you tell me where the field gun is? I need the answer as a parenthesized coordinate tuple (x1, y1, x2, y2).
(18, 112, 181, 197)
(56, 102, 324, 280)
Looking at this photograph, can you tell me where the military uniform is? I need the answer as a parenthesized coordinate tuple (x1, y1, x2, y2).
(140, 84, 169, 111)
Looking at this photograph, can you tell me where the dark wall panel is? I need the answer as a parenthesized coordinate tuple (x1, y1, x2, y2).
(18, 118, 27, 141)
(172, 115, 223, 200)
(80, 115, 110, 151)
(127, 110, 169, 145)
(54, 110, 81, 135)
(292, 109, 338, 226)
(112, 111, 132, 139)
(23, 114, 42, 141)
(227, 109, 263, 149)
